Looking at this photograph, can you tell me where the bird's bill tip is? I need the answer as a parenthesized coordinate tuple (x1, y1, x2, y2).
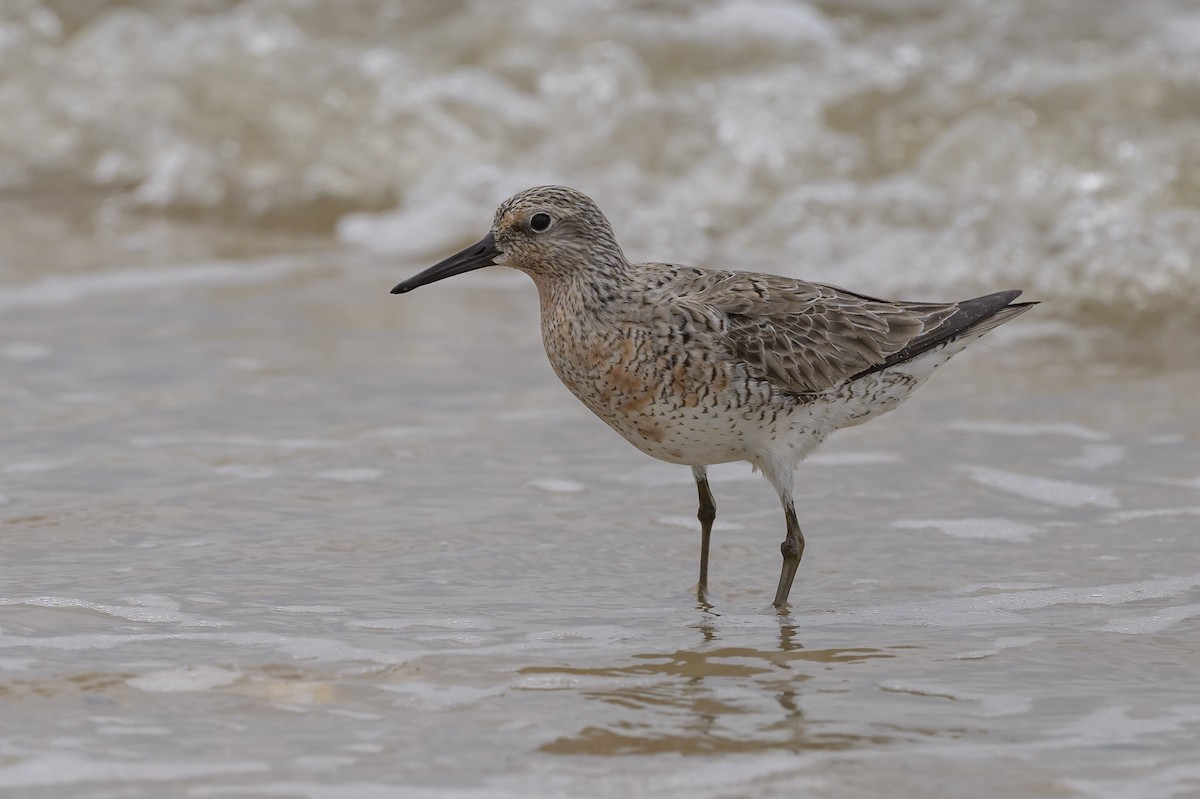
(390, 233, 499, 295)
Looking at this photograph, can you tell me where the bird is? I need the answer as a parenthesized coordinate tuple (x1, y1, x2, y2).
(391, 185, 1035, 608)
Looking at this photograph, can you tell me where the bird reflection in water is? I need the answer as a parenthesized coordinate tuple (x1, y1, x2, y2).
(523, 614, 895, 756)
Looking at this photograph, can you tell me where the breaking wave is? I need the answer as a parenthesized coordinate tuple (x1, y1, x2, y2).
(3, 0, 1200, 327)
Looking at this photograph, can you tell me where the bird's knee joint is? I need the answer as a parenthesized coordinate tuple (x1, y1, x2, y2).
(780, 538, 801, 560)
(698, 504, 716, 526)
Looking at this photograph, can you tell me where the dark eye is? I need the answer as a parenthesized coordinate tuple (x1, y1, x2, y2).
(529, 212, 552, 232)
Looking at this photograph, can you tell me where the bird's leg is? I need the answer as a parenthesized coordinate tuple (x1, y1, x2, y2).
(692, 465, 716, 601)
(772, 492, 805, 608)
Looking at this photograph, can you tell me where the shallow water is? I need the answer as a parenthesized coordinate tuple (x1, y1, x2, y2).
(3, 1, 1200, 797)
(3, 207, 1199, 796)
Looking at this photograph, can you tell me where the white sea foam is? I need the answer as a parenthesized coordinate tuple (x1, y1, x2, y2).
(960, 467, 1120, 509)
(891, 517, 1040, 542)
(1, 2, 1195, 329)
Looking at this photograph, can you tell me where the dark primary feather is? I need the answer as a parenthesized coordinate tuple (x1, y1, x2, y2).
(848, 290, 1033, 382)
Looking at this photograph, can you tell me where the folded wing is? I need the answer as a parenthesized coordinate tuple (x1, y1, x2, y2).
(675, 270, 1027, 396)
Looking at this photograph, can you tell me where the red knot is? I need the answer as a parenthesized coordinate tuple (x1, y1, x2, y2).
(392, 186, 1035, 608)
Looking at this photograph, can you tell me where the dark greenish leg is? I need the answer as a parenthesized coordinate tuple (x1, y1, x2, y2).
(772, 495, 805, 609)
(692, 465, 716, 600)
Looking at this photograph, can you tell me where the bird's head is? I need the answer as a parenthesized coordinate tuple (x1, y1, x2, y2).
(390, 185, 626, 294)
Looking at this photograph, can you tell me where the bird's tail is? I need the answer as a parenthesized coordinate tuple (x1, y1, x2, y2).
(852, 290, 1036, 380)
(956, 291, 1037, 338)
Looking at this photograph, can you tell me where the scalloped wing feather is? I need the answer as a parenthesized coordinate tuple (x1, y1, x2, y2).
(666, 270, 962, 396)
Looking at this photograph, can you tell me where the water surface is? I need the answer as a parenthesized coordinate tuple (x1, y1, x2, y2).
(2, 1, 1200, 796)
(3, 217, 1198, 796)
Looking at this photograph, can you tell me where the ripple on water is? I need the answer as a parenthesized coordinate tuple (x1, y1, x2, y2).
(0, 754, 268, 790)
(528, 478, 586, 493)
(943, 421, 1109, 441)
(1096, 603, 1200, 635)
(0, 343, 50, 361)
(213, 465, 276, 480)
(805, 451, 903, 466)
(1103, 507, 1200, 523)
(891, 517, 1041, 542)
(2, 459, 73, 474)
(878, 681, 1033, 717)
(1060, 444, 1126, 470)
(0, 258, 316, 309)
(656, 515, 745, 532)
(127, 665, 241, 693)
(316, 468, 383, 482)
(959, 466, 1120, 509)
(819, 574, 1200, 628)
(0, 595, 228, 627)
(379, 683, 506, 711)
(347, 618, 497, 632)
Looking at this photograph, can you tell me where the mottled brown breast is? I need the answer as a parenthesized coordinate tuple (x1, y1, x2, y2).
(543, 311, 658, 421)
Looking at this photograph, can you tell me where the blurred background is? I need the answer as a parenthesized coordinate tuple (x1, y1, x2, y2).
(3, 2, 1199, 797)
(3, 0, 1200, 346)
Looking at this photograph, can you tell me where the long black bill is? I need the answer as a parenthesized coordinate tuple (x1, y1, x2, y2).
(390, 233, 500, 294)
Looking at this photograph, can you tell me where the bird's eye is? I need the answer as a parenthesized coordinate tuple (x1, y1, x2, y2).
(529, 212, 552, 232)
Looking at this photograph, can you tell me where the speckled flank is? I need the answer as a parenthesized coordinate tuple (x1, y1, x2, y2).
(403, 185, 1035, 605)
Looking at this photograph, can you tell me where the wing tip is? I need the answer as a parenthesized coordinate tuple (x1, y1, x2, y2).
(849, 288, 1037, 382)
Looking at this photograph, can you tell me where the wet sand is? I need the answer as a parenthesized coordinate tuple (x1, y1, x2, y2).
(2, 209, 1199, 797)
